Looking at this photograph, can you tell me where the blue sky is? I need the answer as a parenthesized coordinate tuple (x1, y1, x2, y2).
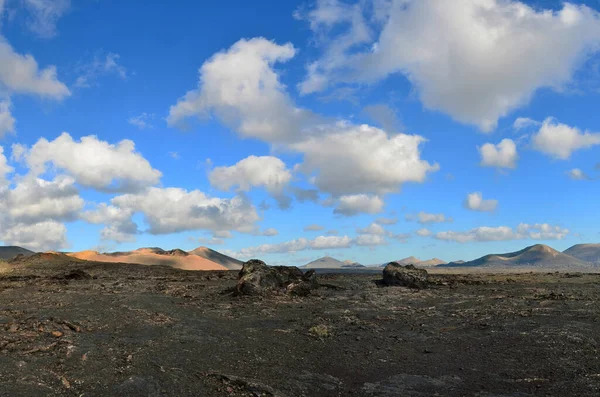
(0, 0, 599, 265)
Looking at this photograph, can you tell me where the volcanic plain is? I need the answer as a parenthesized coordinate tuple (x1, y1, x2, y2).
(1, 255, 600, 396)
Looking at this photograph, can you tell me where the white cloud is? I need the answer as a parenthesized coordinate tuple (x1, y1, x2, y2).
(311, 235, 353, 249)
(464, 192, 498, 213)
(416, 228, 433, 237)
(22, 132, 161, 192)
(436, 226, 515, 243)
(0, 37, 70, 99)
(406, 211, 452, 224)
(304, 224, 325, 232)
(110, 187, 260, 235)
(517, 223, 569, 240)
(300, 0, 600, 131)
(295, 0, 373, 95)
(21, 0, 70, 39)
(233, 234, 353, 257)
(436, 223, 569, 243)
(167, 38, 439, 210)
(334, 194, 384, 216)
(293, 123, 439, 196)
(75, 52, 127, 89)
(479, 139, 518, 169)
(128, 113, 154, 130)
(4, 175, 83, 224)
(167, 38, 315, 143)
(81, 203, 137, 243)
(567, 168, 591, 180)
(0, 170, 83, 250)
(261, 228, 279, 237)
(209, 155, 292, 208)
(0, 220, 68, 251)
(363, 103, 403, 134)
(0, 146, 12, 187)
(532, 118, 600, 160)
(357, 222, 386, 235)
(0, 99, 15, 138)
(355, 234, 387, 246)
(513, 117, 541, 131)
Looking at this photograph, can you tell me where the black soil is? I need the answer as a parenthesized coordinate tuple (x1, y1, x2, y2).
(1, 260, 600, 396)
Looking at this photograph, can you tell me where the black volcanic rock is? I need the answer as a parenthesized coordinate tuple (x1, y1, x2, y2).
(382, 262, 429, 289)
(235, 259, 318, 296)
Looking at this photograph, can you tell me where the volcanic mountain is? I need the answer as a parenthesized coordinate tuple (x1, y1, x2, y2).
(0, 246, 34, 261)
(443, 244, 588, 268)
(563, 244, 600, 264)
(302, 257, 364, 269)
(68, 247, 243, 271)
(381, 256, 446, 267)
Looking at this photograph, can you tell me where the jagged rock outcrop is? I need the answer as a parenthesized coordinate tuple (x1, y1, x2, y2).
(382, 262, 429, 289)
(236, 259, 319, 296)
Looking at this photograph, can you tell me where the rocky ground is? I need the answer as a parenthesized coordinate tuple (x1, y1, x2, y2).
(1, 260, 600, 396)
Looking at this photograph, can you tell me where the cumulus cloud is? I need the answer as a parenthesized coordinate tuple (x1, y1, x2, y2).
(464, 192, 498, 213)
(355, 234, 387, 246)
(513, 117, 541, 131)
(110, 187, 260, 235)
(363, 103, 402, 133)
(233, 235, 353, 257)
(261, 228, 279, 237)
(0, 37, 70, 99)
(300, 0, 600, 131)
(304, 224, 325, 232)
(168, 38, 439, 210)
(293, 124, 439, 196)
(532, 118, 600, 160)
(334, 194, 384, 216)
(0, 146, 12, 186)
(21, 132, 161, 192)
(209, 155, 292, 208)
(75, 52, 127, 89)
(357, 222, 386, 235)
(21, 0, 70, 39)
(436, 223, 569, 243)
(479, 139, 518, 169)
(406, 211, 452, 224)
(0, 99, 15, 137)
(416, 228, 433, 237)
(81, 203, 138, 243)
(0, 220, 68, 251)
(167, 38, 315, 143)
(4, 175, 83, 224)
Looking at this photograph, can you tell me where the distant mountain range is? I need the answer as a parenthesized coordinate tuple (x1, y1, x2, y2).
(302, 257, 365, 269)
(382, 256, 446, 267)
(443, 244, 592, 269)
(2, 243, 600, 271)
(66, 247, 242, 271)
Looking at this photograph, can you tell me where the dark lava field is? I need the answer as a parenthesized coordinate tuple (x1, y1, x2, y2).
(1, 259, 600, 396)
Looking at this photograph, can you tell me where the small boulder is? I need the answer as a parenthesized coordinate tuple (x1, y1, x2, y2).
(382, 262, 428, 289)
(236, 259, 318, 296)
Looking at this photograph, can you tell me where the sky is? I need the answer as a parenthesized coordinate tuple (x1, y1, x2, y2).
(0, 0, 599, 266)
